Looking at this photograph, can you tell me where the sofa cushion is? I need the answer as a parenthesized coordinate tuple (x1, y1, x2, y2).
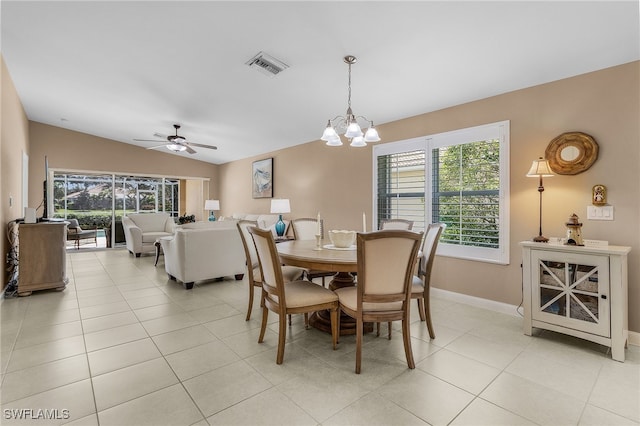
(180, 220, 238, 230)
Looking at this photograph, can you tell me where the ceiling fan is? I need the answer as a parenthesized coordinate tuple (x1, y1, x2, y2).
(134, 124, 217, 154)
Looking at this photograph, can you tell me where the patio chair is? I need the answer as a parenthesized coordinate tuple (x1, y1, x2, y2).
(66, 218, 97, 249)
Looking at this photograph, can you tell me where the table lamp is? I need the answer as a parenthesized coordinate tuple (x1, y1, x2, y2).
(204, 199, 220, 222)
(270, 199, 290, 237)
(526, 157, 554, 242)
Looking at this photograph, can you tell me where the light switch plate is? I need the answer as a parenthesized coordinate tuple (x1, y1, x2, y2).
(587, 205, 614, 221)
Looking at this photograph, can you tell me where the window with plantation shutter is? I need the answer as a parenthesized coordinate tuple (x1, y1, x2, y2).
(376, 149, 426, 232)
(373, 121, 510, 265)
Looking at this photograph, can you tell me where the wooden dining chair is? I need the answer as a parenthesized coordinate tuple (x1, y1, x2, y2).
(380, 218, 414, 230)
(249, 226, 339, 364)
(335, 229, 422, 374)
(291, 217, 335, 287)
(411, 223, 446, 339)
(236, 220, 305, 321)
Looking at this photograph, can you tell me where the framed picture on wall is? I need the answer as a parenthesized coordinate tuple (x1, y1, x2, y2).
(252, 158, 273, 198)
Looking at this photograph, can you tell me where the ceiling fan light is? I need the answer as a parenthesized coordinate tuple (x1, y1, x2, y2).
(167, 143, 187, 152)
(344, 122, 362, 138)
(364, 126, 380, 142)
(350, 136, 366, 147)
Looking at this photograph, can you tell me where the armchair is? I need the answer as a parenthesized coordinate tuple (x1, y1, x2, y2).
(122, 213, 176, 257)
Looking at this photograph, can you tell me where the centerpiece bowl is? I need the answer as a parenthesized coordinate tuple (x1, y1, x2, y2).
(329, 230, 356, 248)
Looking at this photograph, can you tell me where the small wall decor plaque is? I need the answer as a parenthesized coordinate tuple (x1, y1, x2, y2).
(592, 184, 606, 206)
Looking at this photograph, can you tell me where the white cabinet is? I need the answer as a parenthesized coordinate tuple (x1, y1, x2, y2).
(521, 241, 631, 362)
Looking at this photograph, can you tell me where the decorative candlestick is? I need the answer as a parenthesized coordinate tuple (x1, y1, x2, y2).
(362, 212, 366, 232)
(314, 234, 322, 250)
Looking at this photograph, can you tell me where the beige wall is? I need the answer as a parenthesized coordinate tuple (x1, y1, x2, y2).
(1, 56, 30, 287)
(3, 57, 638, 333)
(27, 123, 219, 213)
(219, 61, 640, 333)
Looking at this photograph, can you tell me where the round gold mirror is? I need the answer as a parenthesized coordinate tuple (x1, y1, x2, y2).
(545, 132, 598, 175)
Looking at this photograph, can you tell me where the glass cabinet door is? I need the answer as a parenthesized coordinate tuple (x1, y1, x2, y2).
(531, 250, 610, 337)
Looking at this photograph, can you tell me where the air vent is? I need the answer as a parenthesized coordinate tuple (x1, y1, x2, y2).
(246, 51, 289, 76)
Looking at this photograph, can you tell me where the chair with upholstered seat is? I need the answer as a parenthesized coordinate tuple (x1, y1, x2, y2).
(380, 218, 414, 230)
(291, 217, 335, 287)
(335, 229, 422, 374)
(249, 226, 339, 364)
(237, 220, 305, 321)
(66, 219, 97, 249)
(411, 223, 446, 339)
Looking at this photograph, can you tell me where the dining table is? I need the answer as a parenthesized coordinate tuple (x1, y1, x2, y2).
(276, 239, 372, 335)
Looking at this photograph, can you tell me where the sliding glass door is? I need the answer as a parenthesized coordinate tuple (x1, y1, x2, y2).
(53, 172, 185, 248)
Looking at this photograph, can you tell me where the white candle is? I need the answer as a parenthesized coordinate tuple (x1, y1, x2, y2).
(362, 212, 366, 232)
(317, 212, 321, 236)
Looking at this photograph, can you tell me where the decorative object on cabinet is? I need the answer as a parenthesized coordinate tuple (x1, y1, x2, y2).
(565, 213, 585, 246)
(320, 55, 381, 147)
(270, 199, 290, 237)
(204, 199, 220, 222)
(520, 241, 631, 362)
(545, 131, 598, 175)
(252, 158, 273, 198)
(592, 184, 606, 206)
(526, 157, 554, 242)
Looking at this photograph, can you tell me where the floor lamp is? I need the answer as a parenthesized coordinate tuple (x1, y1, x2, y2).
(526, 157, 554, 242)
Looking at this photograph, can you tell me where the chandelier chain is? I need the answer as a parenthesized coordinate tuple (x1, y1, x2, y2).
(347, 61, 352, 110)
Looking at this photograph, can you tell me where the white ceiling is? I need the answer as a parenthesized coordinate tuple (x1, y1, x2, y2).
(2, 1, 638, 165)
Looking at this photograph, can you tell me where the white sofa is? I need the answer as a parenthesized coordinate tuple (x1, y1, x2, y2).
(122, 213, 176, 257)
(160, 220, 246, 289)
(230, 213, 287, 236)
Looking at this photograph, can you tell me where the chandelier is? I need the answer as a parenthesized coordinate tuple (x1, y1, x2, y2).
(320, 55, 381, 147)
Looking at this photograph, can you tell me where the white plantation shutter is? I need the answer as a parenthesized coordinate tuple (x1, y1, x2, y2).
(374, 121, 510, 265)
(376, 149, 426, 232)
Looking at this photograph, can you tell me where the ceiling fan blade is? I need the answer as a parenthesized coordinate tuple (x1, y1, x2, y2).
(146, 145, 167, 150)
(184, 145, 197, 154)
(134, 138, 164, 143)
(186, 142, 218, 150)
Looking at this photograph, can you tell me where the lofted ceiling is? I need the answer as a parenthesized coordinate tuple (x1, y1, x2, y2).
(2, 1, 638, 165)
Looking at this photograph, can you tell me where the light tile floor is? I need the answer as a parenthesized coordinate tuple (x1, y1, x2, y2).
(1, 248, 638, 425)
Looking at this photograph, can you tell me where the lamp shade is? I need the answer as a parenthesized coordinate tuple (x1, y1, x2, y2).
(526, 157, 554, 177)
(270, 199, 290, 214)
(204, 199, 220, 210)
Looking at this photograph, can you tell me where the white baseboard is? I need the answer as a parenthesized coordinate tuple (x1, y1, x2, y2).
(431, 287, 639, 347)
(431, 287, 521, 317)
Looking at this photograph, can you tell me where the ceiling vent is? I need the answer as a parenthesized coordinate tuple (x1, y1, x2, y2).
(246, 51, 289, 77)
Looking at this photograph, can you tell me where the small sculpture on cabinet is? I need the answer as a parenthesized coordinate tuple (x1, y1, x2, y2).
(565, 213, 584, 246)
